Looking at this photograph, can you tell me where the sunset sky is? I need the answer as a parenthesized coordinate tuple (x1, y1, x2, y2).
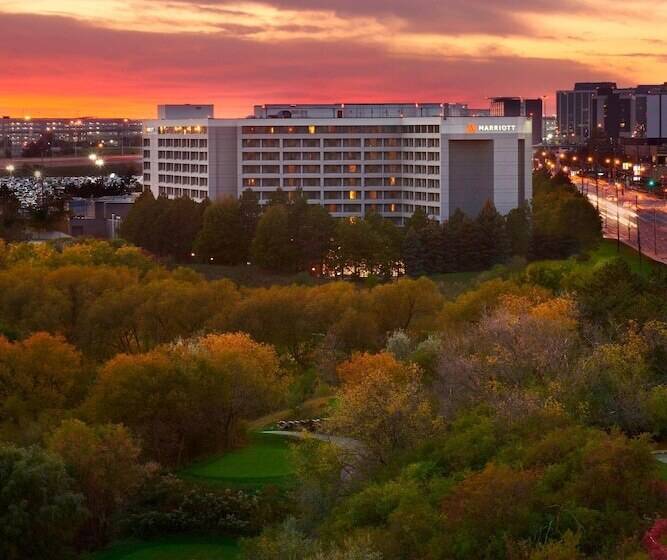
(1, 0, 666, 118)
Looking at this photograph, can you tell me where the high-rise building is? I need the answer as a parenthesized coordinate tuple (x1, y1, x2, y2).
(556, 82, 617, 142)
(143, 103, 533, 223)
(557, 82, 667, 144)
(523, 99, 544, 146)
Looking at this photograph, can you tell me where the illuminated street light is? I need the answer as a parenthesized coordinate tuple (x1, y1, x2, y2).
(95, 159, 105, 168)
(5, 164, 15, 175)
(88, 153, 98, 161)
(34, 170, 42, 179)
(587, 156, 594, 163)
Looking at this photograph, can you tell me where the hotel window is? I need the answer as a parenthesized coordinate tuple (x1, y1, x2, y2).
(325, 152, 341, 161)
(343, 152, 361, 160)
(262, 165, 280, 173)
(324, 139, 341, 147)
(324, 178, 342, 186)
(345, 165, 359, 173)
(243, 165, 261, 174)
(243, 139, 260, 148)
(343, 204, 361, 213)
(283, 139, 300, 148)
(261, 152, 280, 160)
(283, 165, 301, 174)
(324, 191, 342, 199)
(343, 177, 361, 187)
(243, 178, 258, 187)
(284, 152, 301, 161)
(262, 139, 280, 147)
(303, 178, 321, 187)
(284, 178, 301, 187)
(347, 191, 360, 200)
(308, 125, 316, 134)
(243, 152, 261, 160)
(324, 165, 341, 174)
(303, 165, 320, 173)
(364, 165, 382, 173)
(303, 152, 319, 161)
(303, 138, 320, 147)
(262, 178, 280, 187)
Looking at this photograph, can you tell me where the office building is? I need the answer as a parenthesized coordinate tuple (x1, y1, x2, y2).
(143, 104, 533, 223)
(556, 82, 617, 142)
(490, 98, 543, 145)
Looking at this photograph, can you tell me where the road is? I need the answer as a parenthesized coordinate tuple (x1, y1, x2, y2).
(576, 175, 667, 264)
(0, 154, 140, 169)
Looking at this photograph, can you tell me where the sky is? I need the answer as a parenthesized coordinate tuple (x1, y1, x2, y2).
(1, 0, 666, 118)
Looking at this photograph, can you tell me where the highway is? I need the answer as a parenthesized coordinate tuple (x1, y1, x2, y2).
(577, 175, 667, 264)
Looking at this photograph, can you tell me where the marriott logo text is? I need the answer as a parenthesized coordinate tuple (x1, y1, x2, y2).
(467, 123, 518, 133)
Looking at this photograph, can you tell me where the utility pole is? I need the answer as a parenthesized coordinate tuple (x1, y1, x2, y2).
(654, 207, 658, 257)
(636, 195, 642, 271)
(616, 183, 621, 254)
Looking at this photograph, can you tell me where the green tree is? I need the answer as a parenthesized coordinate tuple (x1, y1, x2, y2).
(476, 201, 510, 268)
(195, 197, 246, 265)
(0, 444, 86, 560)
(252, 204, 297, 272)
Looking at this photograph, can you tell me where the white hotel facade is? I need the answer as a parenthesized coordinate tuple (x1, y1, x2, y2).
(142, 104, 533, 223)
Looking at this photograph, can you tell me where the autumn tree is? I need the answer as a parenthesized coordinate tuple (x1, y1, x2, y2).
(87, 333, 285, 465)
(0, 333, 87, 444)
(48, 419, 144, 545)
(329, 352, 438, 465)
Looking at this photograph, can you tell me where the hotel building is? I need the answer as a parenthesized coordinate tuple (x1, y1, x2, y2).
(142, 104, 533, 223)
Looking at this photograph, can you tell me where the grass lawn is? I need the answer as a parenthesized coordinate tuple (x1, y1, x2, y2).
(88, 536, 239, 560)
(179, 432, 295, 488)
(586, 239, 664, 277)
(657, 460, 667, 482)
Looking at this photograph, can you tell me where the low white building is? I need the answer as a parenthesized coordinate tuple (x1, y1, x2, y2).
(142, 105, 532, 223)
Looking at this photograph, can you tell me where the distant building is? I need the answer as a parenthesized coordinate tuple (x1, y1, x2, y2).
(69, 195, 137, 239)
(0, 116, 142, 155)
(543, 116, 557, 143)
(253, 103, 471, 119)
(490, 97, 543, 145)
(556, 82, 617, 143)
(143, 103, 533, 223)
(158, 105, 215, 119)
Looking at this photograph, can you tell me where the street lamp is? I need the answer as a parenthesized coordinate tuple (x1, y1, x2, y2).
(95, 159, 105, 169)
(88, 153, 98, 162)
(5, 164, 15, 176)
(34, 170, 42, 179)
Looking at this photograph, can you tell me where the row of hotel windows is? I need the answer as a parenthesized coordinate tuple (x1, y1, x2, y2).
(157, 163, 208, 173)
(156, 138, 208, 148)
(241, 151, 439, 162)
(157, 175, 208, 186)
(157, 187, 209, 198)
(242, 178, 440, 189)
(241, 137, 440, 148)
(155, 126, 207, 134)
(241, 125, 440, 134)
(157, 151, 208, 160)
(242, 164, 440, 175)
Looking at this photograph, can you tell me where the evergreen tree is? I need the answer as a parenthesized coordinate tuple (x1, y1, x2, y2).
(476, 200, 510, 268)
(402, 227, 426, 277)
(506, 205, 531, 257)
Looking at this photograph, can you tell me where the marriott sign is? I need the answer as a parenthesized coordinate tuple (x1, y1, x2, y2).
(466, 123, 518, 133)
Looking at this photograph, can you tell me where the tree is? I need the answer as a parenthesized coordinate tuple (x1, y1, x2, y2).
(0, 444, 86, 560)
(401, 227, 425, 277)
(0, 185, 23, 240)
(476, 201, 510, 268)
(87, 333, 285, 465)
(330, 352, 438, 465)
(0, 333, 86, 444)
(251, 204, 297, 272)
(195, 197, 246, 265)
(48, 419, 144, 545)
(506, 205, 531, 257)
(288, 195, 335, 273)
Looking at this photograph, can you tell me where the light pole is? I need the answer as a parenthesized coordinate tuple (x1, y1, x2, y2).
(5, 164, 14, 177)
(615, 183, 621, 254)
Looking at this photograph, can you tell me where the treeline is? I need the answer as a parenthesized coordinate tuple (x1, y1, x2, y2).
(2, 237, 667, 559)
(120, 171, 601, 276)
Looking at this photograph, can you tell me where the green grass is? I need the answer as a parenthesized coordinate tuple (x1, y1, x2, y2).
(586, 239, 664, 277)
(87, 536, 239, 560)
(657, 460, 667, 482)
(179, 432, 295, 488)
